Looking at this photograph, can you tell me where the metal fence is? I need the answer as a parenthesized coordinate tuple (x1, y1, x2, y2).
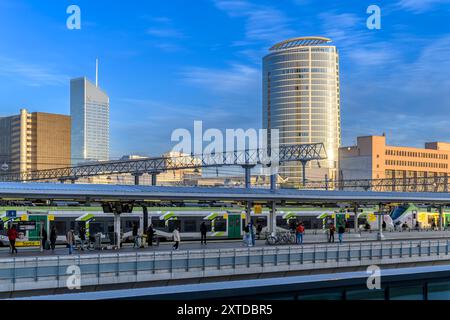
(0, 240, 449, 294)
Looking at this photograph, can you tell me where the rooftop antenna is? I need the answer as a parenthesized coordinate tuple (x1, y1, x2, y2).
(95, 58, 99, 87)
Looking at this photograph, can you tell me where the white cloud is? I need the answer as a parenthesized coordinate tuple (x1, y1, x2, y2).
(180, 63, 260, 94)
(0, 56, 68, 87)
(147, 27, 185, 39)
(397, 0, 450, 13)
(214, 0, 295, 43)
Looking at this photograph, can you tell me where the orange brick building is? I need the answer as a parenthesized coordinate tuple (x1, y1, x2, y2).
(339, 135, 450, 185)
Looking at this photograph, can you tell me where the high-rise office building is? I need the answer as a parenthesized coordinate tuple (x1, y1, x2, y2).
(263, 36, 341, 185)
(70, 74, 110, 165)
(0, 109, 71, 173)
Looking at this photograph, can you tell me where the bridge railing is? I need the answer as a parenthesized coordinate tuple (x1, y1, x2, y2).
(0, 239, 449, 295)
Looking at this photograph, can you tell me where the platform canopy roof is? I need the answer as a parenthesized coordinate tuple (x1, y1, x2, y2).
(1, 183, 450, 205)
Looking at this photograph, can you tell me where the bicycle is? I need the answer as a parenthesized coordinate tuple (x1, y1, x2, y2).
(266, 231, 296, 245)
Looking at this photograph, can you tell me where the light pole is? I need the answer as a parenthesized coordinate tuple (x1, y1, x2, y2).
(377, 203, 385, 241)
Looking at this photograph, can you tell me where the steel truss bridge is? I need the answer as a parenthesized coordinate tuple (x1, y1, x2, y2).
(302, 176, 450, 193)
(0, 143, 327, 185)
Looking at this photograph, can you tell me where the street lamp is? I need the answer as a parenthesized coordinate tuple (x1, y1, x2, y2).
(376, 204, 387, 241)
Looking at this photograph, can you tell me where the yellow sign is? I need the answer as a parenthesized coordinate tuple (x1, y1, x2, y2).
(48, 215, 55, 221)
(418, 213, 427, 223)
(20, 215, 28, 221)
(346, 214, 351, 219)
(254, 205, 263, 215)
(223, 214, 228, 220)
(241, 213, 247, 219)
(16, 241, 41, 247)
(368, 214, 377, 222)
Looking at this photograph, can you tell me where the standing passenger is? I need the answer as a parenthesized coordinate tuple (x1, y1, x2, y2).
(50, 226, 57, 252)
(79, 226, 86, 251)
(249, 222, 256, 247)
(42, 227, 48, 251)
(7, 225, 18, 255)
(338, 225, 345, 244)
(132, 223, 139, 248)
(200, 222, 207, 245)
(328, 224, 336, 243)
(173, 227, 181, 250)
(66, 229, 75, 255)
(296, 223, 305, 245)
(146, 224, 154, 247)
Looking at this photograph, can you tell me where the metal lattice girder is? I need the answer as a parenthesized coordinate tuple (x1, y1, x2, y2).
(305, 175, 450, 193)
(0, 143, 327, 182)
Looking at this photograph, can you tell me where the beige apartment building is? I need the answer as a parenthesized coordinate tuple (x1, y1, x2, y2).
(0, 109, 71, 173)
(339, 135, 450, 189)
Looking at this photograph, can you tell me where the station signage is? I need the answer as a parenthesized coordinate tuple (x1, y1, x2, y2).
(18, 221, 37, 232)
(6, 210, 16, 218)
(254, 205, 263, 215)
(16, 241, 41, 247)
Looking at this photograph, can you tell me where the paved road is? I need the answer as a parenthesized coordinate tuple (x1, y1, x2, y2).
(1, 230, 450, 259)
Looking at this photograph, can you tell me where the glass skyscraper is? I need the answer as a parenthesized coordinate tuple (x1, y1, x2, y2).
(263, 37, 341, 185)
(70, 77, 110, 165)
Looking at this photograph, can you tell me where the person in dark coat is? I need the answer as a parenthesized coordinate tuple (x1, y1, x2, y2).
(338, 225, 345, 244)
(50, 226, 57, 252)
(146, 225, 154, 246)
(200, 222, 207, 245)
(328, 224, 336, 243)
(41, 227, 48, 250)
(79, 226, 86, 251)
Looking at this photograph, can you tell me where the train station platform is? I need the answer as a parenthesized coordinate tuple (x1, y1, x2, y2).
(1, 233, 450, 298)
(1, 230, 450, 259)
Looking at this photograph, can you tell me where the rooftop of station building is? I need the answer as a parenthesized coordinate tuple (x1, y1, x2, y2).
(269, 36, 332, 51)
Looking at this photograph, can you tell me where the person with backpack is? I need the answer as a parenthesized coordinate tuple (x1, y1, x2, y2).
(7, 225, 18, 254)
(338, 225, 346, 244)
(79, 226, 86, 251)
(296, 222, 305, 245)
(50, 226, 57, 252)
(200, 222, 207, 245)
(328, 223, 336, 243)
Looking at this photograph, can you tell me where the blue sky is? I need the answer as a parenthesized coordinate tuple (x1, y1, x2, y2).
(0, 0, 449, 158)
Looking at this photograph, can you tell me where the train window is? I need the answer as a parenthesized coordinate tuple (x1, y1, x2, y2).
(183, 220, 197, 233)
(214, 217, 227, 232)
(276, 217, 289, 229)
(52, 221, 67, 235)
(251, 217, 267, 228)
(203, 221, 212, 232)
(151, 218, 166, 229)
(168, 220, 181, 232)
(90, 223, 105, 235)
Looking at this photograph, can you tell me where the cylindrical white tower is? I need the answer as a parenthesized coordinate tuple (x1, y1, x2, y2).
(263, 36, 341, 185)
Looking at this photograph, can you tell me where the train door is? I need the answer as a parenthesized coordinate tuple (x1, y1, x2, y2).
(28, 215, 48, 242)
(228, 215, 241, 239)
